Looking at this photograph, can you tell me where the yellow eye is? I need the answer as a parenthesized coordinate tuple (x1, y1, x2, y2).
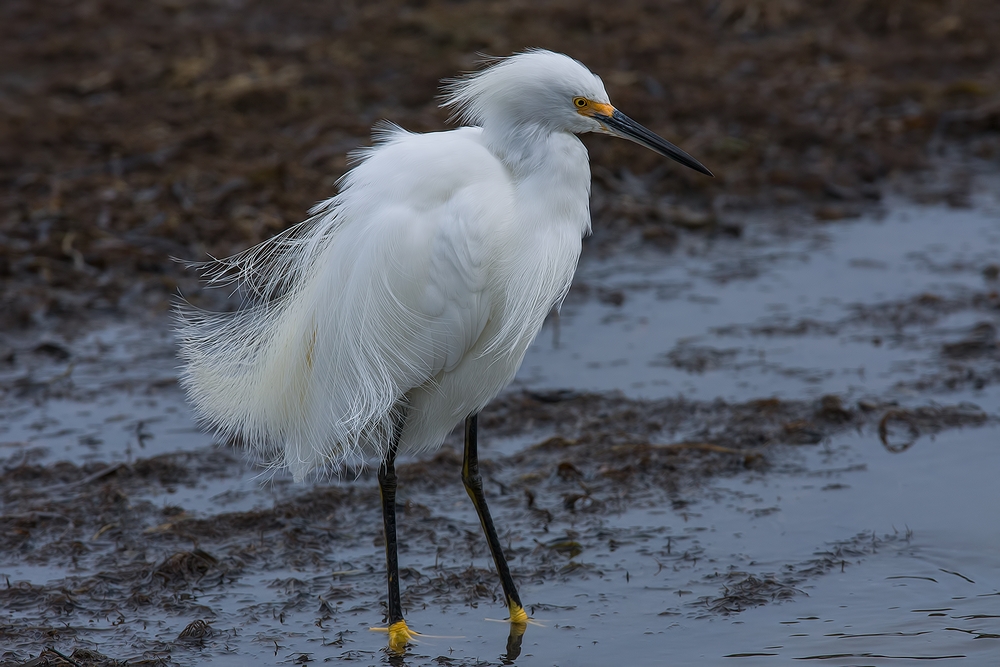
(574, 97, 588, 108)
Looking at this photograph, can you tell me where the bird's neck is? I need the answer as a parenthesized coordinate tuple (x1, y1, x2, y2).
(481, 122, 571, 178)
(481, 122, 592, 236)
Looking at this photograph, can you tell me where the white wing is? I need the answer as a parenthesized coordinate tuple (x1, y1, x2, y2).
(176, 126, 513, 480)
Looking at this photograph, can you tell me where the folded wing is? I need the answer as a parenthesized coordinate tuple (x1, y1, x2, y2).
(176, 126, 513, 479)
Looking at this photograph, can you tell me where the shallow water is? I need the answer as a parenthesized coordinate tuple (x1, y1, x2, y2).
(2, 193, 999, 666)
(9, 424, 994, 667)
(0, 321, 212, 467)
(520, 196, 1000, 405)
(417, 426, 1000, 667)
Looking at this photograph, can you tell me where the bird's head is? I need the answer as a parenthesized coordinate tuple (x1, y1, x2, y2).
(442, 49, 712, 176)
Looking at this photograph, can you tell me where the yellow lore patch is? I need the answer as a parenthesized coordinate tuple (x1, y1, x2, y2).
(572, 97, 615, 119)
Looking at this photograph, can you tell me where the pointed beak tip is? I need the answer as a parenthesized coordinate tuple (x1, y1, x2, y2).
(686, 160, 714, 178)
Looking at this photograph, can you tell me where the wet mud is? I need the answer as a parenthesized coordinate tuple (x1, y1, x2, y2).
(4, 1, 1000, 665)
(0, 381, 991, 665)
(5, 186, 1000, 664)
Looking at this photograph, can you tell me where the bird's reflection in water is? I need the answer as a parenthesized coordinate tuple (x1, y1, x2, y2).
(503, 621, 525, 663)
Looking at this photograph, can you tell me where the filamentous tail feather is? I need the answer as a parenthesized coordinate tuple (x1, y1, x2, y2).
(176, 187, 409, 481)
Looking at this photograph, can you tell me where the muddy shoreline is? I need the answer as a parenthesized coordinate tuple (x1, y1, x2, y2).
(5, 185, 1000, 664)
(1, 383, 991, 665)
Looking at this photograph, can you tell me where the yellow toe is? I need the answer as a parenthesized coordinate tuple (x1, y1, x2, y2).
(509, 603, 529, 626)
(370, 619, 421, 653)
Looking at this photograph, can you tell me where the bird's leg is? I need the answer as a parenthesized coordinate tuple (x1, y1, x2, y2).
(375, 408, 419, 653)
(462, 414, 529, 646)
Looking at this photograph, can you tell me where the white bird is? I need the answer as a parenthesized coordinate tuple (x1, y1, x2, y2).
(176, 49, 711, 654)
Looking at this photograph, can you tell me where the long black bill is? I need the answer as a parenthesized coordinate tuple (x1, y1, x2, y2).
(598, 109, 713, 177)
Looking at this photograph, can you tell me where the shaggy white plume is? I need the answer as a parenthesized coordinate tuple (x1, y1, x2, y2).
(176, 51, 604, 480)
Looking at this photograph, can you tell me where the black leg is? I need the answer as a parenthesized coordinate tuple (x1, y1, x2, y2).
(462, 414, 528, 634)
(378, 429, 404, 626)
(376, 408, 416, 653)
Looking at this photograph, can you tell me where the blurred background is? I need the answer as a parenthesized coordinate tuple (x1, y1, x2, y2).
(2, 0, 999, 328)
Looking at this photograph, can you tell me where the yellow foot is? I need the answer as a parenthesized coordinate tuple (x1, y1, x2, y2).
(370, 619, 421, 653)
(508, 603, 529, 626)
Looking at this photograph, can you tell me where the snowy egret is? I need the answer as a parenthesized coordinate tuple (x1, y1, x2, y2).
(176, 49, 711, 654)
